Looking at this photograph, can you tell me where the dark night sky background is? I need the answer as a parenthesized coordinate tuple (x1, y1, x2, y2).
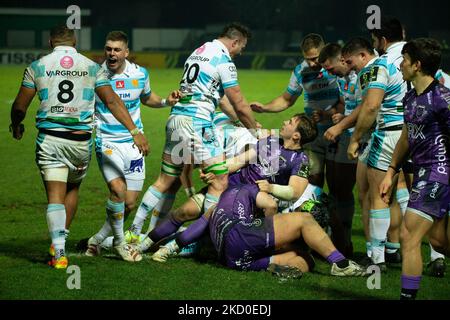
(2, 0, 449, 42)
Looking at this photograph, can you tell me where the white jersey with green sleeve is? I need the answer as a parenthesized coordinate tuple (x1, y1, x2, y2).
(94, 60, 150, 143)
(170, 39, 239, 122)
(21, 46, 110, 132)
(366, 41, 407, 129)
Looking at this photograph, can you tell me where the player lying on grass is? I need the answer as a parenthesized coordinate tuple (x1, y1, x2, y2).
(138, 113, 317, 260)
(81, 97, 258, 255)
(208, 183, 366, 277)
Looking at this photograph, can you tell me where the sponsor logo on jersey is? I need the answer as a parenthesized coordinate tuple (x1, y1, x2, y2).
(50, 106, 79, 113)
(407, 123, 425, 140)
(131, 79, 139, 87)
(435, 134, 448, 175)
(195, 44, 206, 55)
(118, 92, 131, 99)
(188, 55, 209, 62)
(116, 80, 125, 89)
(60, 56, 74, 69)
(430, 181, 440, 199)
(46, 70, 88, 77)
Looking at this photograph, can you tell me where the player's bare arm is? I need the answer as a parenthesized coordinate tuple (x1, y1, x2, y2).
(10, 86, 36, 140)
(347, 88, 384, 159)
(256, 175, 308, 201)
(255, 191, 278, 216)
(224, 85, 256, 129)
(140, 90, 181, 108)
(251, 91, 298, 113)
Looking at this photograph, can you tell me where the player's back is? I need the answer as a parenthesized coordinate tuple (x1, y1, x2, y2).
(170, 40, 238, 122)
(22, 46, 109, 132)
(368, 42, 407, 129)
(209, 184, 260, 256)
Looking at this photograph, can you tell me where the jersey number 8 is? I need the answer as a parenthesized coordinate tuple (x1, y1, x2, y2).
(57, 80, 74, 103)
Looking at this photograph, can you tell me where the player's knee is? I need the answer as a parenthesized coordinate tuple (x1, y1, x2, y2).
(109, 189, 126, 203)
(125, 201, 136, 214)
(400, 223, 414, 250)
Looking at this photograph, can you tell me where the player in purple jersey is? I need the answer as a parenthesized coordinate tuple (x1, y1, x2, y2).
(142, 113, 317, 261)
(209, 184, 366, 277)
(379, 38, 450, 300)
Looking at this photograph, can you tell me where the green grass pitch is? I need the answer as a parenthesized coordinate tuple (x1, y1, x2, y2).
(0, 65, 448, 300)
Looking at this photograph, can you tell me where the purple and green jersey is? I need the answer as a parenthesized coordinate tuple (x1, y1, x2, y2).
(228, 136, 310, 186)
(403, 81, 450, 184)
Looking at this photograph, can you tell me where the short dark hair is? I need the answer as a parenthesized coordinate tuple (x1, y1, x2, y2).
(401, 38, 441, 77)
(301, 34, 324, 52)
(342, 37, 375, 56)
(50, 25, 75, 43)
(370, 17, 403, 43)
(294, 113, 317, 145)
(220, 23, 251, 40)
(106, 31, 128, 45)
(318, 43, 342, 64)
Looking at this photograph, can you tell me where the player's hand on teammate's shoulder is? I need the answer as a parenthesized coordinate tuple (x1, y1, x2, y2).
(9, 123, 25, 140)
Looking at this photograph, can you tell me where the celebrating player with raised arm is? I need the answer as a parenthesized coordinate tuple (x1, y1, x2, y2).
(9, 26, 148, 269)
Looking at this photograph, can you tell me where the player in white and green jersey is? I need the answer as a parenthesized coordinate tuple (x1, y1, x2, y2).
(9, 26, 148, 268)
(125, 23, 258, 242)
(84, 31, 180, 261)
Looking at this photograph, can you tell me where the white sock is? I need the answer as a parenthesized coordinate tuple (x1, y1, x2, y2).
(106, 199, 125, 246)
(396, 188, 409, 216)
(386, 241, 400, 254)
(94, 216, 112, 243)
(204, 193, 219, 212)
(46, 203, 67, 259)
(147, 193, 175, 233)
(430, 243, 445, 261)
(370, 208, 390, 264)
(132, 186, 163, 235)
(101, 236, 113, 250)
(366, 241, 372, 258)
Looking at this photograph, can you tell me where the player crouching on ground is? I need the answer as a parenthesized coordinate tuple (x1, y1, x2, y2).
(142, 113, 316, 260)
(208, 183, 367, 277)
